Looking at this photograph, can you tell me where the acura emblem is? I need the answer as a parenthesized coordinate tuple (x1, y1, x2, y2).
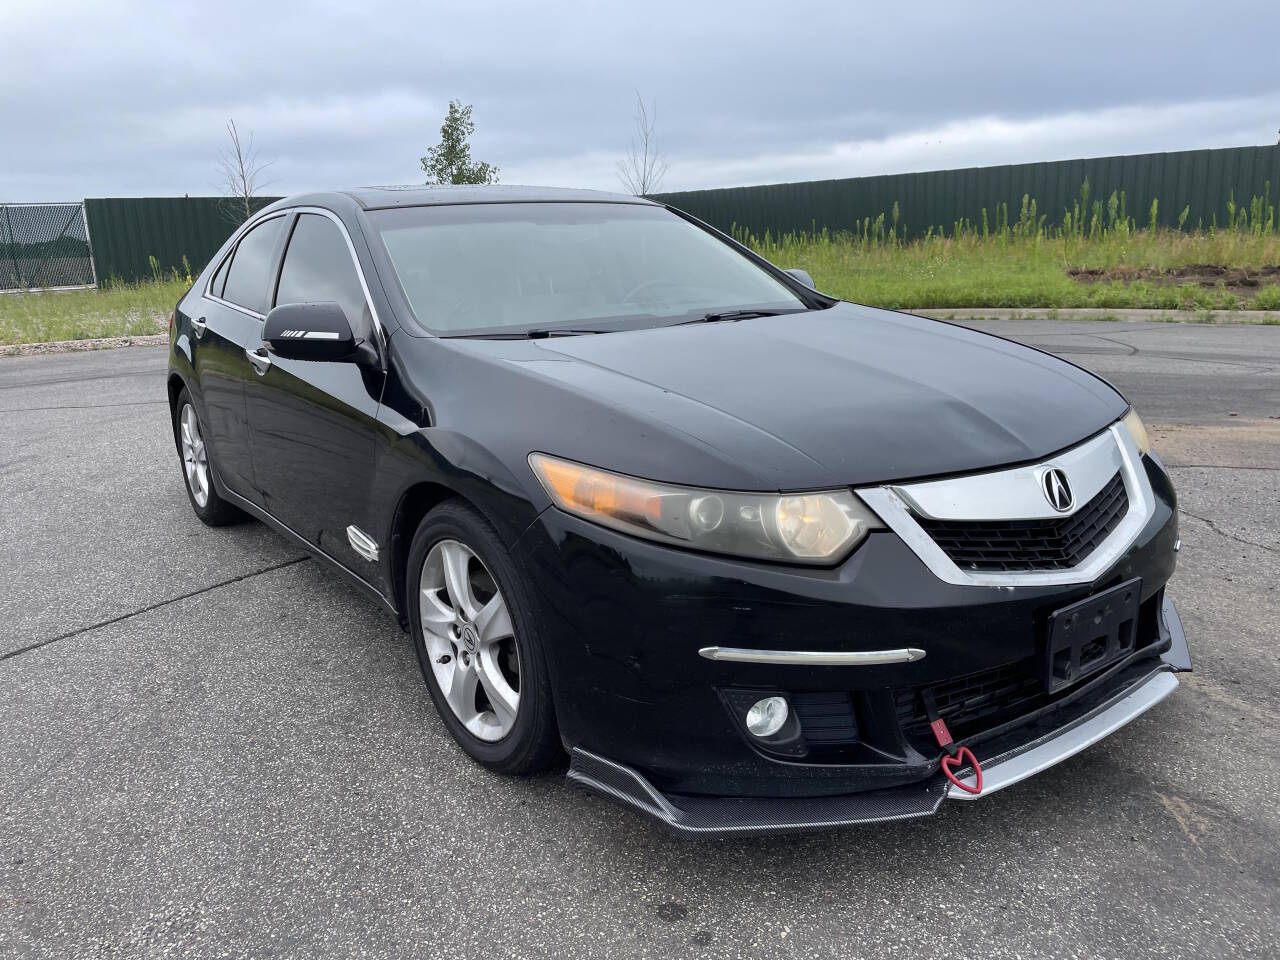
(1042, 467, 1074, 512)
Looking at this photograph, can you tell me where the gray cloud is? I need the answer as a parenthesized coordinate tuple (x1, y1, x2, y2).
(2, 0, 1277, 200)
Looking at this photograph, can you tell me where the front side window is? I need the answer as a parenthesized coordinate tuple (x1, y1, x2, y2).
(274, 213, 367, 325)
(220, 215, 284, 314)
(371, 202, 809, 336)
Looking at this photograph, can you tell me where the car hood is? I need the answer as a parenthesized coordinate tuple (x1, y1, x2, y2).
(453, 303, 1127, 489)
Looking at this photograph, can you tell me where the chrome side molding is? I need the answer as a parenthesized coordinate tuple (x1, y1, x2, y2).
(698, 646, 926, 666)
(346, 525, 379, 562)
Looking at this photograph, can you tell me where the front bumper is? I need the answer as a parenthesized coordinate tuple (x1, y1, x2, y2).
(567, 598, 1188, 836)
(512, 450, 1185, 828)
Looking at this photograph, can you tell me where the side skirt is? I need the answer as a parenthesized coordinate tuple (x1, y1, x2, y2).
(215, 478, 400, 619)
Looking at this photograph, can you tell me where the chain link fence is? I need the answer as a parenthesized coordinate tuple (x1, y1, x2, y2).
(0, 202, 95, 291)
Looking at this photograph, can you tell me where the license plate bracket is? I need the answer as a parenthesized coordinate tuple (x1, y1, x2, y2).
(1044, 577, 1142, 694)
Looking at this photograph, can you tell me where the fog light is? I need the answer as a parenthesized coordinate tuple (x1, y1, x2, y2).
(745, 696, 789, 738)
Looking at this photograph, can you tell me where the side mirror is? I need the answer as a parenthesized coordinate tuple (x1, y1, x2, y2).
(263, 301, 371, 363)
(784, 268, 817, 290)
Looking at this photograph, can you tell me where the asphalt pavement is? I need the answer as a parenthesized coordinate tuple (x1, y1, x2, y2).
(2, 319, 1277, 959)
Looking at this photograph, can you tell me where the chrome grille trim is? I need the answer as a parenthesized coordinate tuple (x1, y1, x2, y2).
(859, 424, 1155, 587)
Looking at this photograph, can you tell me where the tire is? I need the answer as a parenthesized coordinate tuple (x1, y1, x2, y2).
(172, 387, 246, 527)
(407, 500, 562, 774)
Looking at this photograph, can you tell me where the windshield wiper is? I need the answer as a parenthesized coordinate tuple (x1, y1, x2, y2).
(525, 327, 606, 339)
(448, 327, 606, 340)
(679, 309, 792, 326)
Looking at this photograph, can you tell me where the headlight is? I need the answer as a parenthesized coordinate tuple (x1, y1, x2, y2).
(528, 453, 883, 564)
(1121, 408, 1151, 456)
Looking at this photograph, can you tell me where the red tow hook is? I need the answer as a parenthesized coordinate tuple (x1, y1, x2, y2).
(923, 689, 983, 796)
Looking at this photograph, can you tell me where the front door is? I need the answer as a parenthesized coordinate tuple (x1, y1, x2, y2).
(242, 211, 385, 571)
(190, 214, 288, 499)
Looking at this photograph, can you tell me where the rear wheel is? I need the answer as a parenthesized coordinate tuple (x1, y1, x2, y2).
(173, 387, 245, 526)
(407, 500, 561, 774)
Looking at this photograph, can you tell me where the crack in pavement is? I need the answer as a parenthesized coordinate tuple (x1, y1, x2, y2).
(0, 368, 162, 391)
(1167, 463, 1280, 472)
(1018, 330, 1279, 372)
(1180, 509, 1280, 557)
(0, 399, 167, 414)
(0, 556, 309, 663)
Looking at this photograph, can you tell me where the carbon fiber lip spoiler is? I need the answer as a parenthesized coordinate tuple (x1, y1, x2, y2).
(566, 598, 1190, 838)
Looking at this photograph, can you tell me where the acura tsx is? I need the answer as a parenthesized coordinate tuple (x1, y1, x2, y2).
(167, 185, 1190, 835)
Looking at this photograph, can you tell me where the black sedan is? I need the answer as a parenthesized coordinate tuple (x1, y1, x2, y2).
(167, 186, 1189, 835)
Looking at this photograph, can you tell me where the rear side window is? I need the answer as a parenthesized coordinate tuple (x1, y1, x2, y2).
(220, 216, 284, 314)
(274, 213, 367, 325)
(208, 250, 230, 298)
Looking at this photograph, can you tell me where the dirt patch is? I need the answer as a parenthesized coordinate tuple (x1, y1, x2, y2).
(1069, 264, 1280, 300)
(1149, 419, 1280, 470)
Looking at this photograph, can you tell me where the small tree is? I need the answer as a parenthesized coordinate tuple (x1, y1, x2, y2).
(421, 101, 499, 185)
(617, 92, 667, 196)
(216, 119, 274, 224)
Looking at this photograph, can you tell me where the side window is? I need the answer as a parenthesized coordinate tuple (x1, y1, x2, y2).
(220, 216, 285, 314)
(275, 214, 367, 326)
(208, 249, 230, 298)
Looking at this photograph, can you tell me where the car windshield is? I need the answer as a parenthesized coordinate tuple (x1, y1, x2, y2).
(370, 202, 810, 336)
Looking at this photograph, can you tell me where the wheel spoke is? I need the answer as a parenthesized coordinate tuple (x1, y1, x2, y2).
(442, 657, 478, 720)
(419, 586, 456, 634)
(440, 541, 478, 620)
(473, 592, 512, 644)
(476, 646, 518, 730)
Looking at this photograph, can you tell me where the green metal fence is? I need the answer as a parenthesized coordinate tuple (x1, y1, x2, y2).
(53, 145, 1280, 287)
(653, 145, 1280, 241)
(83, 196, 282, 285)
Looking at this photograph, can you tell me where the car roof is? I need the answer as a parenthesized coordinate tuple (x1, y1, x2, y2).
(338, 184, 658, 210)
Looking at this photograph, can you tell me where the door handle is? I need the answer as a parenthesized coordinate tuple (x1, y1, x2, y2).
(245, 346, 272, 375)
(191, 316, 207, 339)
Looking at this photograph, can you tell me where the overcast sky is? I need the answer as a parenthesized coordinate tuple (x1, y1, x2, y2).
(3, 1, 1278, 201)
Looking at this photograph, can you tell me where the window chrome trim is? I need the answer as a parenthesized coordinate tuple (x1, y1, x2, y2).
(859, 423, 1155, 587)
(203, 212, 287, 319)
(286, 206, 387, 346)
(202, 206, 387, 347)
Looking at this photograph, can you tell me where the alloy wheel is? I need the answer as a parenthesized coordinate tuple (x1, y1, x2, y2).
(419, 539, 521, 741)
(179, 403, 210, 507)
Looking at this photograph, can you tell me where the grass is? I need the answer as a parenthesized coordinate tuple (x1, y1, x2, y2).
(746, 226, 1280, 313)
(0, 277, 187, 346)
(741, 183, 1280, 314)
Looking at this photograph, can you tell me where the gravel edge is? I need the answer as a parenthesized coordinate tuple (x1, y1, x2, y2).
(911, 307, 1280, 325)
(0, 333, 170, 358)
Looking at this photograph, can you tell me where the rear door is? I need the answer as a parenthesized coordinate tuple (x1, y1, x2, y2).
(191, 213, 287, 499)
(242, 210, 386, 569)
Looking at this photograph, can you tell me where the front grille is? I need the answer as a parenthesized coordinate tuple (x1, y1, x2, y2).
(895, 660, 1044, 743)
(915, 472, 1128, 572)
(894, 588, 1166, 746)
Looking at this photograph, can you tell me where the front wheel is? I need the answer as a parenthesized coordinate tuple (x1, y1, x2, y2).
(407, 500, 561, 774)
(172, 387, 245, 526)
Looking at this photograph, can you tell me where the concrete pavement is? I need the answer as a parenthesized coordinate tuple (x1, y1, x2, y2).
(2, 319, 1277, 959)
